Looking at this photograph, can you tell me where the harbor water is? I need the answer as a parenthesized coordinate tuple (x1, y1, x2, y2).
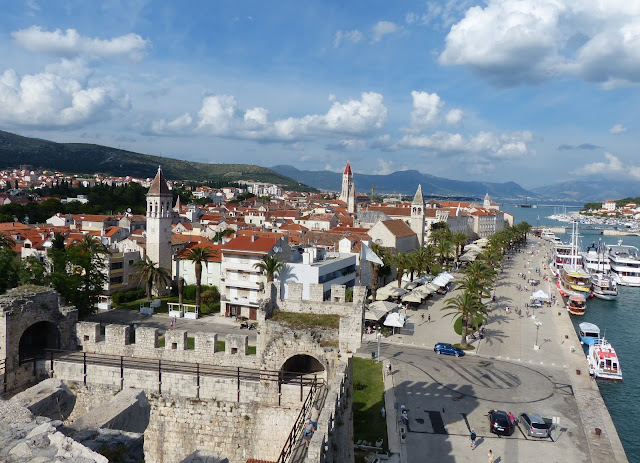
(506, 202, 638, 461)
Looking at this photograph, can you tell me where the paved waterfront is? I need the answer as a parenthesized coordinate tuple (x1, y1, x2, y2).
(359, 236, 627, 463)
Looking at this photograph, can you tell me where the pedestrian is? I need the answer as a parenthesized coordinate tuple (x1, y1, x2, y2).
(470, 429, 477, 449)
(386, 362, 392, 377)
(303, 418, 314, 447)
(427, 314, 431, 323)
(526, 308, 530, 318)
(169, 319, 174, 329)
(421, 313, 425, 323)
(509, 411, 515, 424)
(488, 449, 495, 463)
(310, 404, 320, 431)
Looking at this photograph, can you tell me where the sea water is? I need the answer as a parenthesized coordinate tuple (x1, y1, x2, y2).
(505, 202, 638, 461)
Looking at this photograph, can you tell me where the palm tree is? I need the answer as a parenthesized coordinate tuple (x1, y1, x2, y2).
(253, 254, 285, 283)
(442, 291, 487, 347)
(368, 243, 387, 301)
(185, 246, 217, 307)
(435, 238, 454, 268)
(0, 232, 14, 250)
(406, 250, 421, 281)
(452, 232, 468, 259)
(133, 256, 172, 299)
(389, 252, 408, 287)
(74, 234, 109, 255)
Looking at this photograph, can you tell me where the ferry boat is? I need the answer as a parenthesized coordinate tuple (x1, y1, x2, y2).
(578, 322, 600, 346)
(588, 338, 622, 381)
(567, 295, 586, 315)
(608, 242, 640, 286)
(591, 273, 618, 300)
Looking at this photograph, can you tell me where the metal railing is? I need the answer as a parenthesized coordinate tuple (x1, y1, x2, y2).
(19, 350, 323, 402)
(277, 377, 323, 463)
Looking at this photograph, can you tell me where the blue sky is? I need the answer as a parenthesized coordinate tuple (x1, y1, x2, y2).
(0, 0, 638, 188)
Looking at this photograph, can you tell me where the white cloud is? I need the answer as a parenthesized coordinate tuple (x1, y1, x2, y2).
(372, 21, 398, 42)
(0, 59, 129, 128)
(398, 130, 533, 158)
(445, 108, 464, 125)
(151, 113, 193, 135)
(410, 91, 443, 129)
(610, 124, 627, 134)
(406, 1, 474, 28)
(12, 26, 150, 61)
(439, 0, 640, 87)
(193, 92, 387, 142)
(334, 29, 363, 47)
(573, 152, 640, 179)
(375, 159, 395, 175)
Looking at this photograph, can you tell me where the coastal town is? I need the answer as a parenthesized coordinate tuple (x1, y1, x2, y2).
(0, 161, 630, 463)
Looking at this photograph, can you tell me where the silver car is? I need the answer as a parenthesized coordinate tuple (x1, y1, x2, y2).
(519, 412, 550, 438)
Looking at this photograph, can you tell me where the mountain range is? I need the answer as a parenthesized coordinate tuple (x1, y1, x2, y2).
(0, 130, 314, 191)
(271, 165, 535, 200)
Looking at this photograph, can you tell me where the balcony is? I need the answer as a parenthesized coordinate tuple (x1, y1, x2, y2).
(222, 261, 261, 273)
(224, 278, 263, 290)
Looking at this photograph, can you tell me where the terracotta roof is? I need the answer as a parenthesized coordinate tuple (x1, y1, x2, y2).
(381, 219, 415, 238)
(104, 226, 122, 237)
(365, 206, 411, 217)
(344, 161, 352, 175)
(148, 166, 171, 195)
(222, 235, 280, 254)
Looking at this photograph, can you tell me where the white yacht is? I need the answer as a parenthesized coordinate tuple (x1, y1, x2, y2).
(582, 246, 610, 274)
(608, 242, 640, 287)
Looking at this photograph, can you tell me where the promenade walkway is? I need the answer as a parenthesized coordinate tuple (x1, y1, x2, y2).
(364, 235, 627, 463)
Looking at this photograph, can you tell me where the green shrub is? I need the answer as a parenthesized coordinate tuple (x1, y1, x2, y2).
(183, 284, 217, 301)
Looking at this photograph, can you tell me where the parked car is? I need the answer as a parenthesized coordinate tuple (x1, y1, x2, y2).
(488, 410, 514, 436)
(519, 412, 550, 438)
(433, 342, 465, 357)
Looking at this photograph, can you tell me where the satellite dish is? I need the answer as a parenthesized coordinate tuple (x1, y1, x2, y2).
(127, 208, 132, 213)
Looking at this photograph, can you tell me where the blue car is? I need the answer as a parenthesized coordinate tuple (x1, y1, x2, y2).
(434, 342, 465, 357)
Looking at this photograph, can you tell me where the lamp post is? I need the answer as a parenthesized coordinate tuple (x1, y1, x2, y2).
(534, 321, 542, 350)
(377, 331, 382, 362)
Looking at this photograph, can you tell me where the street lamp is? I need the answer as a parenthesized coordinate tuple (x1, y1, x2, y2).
(534, 321, 542, 350)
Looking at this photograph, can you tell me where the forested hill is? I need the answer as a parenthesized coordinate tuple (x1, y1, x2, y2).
(0, 130, 315, 191)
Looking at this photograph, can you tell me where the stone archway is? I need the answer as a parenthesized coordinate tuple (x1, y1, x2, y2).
(281, 354, 326, 382)
(19, 321, 61, 362)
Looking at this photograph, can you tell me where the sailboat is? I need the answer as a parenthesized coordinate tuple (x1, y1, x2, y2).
(586, 239, 618, 301)
(519, 196, 532, 208)
(558, 221, 592, 305)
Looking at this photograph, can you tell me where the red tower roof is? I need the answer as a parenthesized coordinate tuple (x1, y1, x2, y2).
(344, 161, 352, 176)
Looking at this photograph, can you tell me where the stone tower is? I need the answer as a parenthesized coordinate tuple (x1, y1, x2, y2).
(483, 192, 491, 208)
(347, 183, 356, 214)
(146, 166, 173, 283)
(411, 184, 425, 245)
(340, 161, 353, 203)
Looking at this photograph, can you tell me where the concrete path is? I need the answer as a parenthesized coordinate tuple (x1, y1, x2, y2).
(363, 236, 627, 463)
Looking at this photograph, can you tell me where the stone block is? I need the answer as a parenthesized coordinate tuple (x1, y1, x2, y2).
(136, 327, 158, 349)
(165, 330, 187, 351)
(353, 286, 367, 304)
(287, 283, 303, 301)
(225, 334, 248, 355)
(106, 324, 130, 346)
(11, 378, 76, 420)
(76, 322, 100, 345)
(194, 332, 217, 353)
(331, 285, 346, 303)
(309, 284, 324, 302)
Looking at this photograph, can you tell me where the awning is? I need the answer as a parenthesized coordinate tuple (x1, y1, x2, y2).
(402, 291, 423, 303)
(532, 289, 550, 300)
(383, 312, 406, 328)
(366, 301, 397, 320)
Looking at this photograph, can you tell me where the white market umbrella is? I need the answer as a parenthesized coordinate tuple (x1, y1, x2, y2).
(383, 312, 406, 328)
(402, 291, 423, 303)
(531, 289, 550, 300)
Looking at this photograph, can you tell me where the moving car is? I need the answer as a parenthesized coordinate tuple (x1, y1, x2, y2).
(488, 410, 514, 436)
(519, 412, 550, 438)
(433, 342, 465, 357)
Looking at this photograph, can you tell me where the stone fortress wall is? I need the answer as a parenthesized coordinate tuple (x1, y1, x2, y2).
(1, 282, 365, 463)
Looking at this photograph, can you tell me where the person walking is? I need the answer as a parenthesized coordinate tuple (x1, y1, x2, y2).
(470, 429, 477, 450)
(310, 404, 320, 431)
(386, 362, 392, 377)
(427, 314, 431, 323)
(488, 449, 495, 463)
(421, 313, 425, 323)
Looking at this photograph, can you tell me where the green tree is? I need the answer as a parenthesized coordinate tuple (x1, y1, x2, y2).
(0, 247, 19, 294)
(452, 232, 468, 259)
(389, 252, 408, 287)
(442, 291, 487, 347)
(201, 287, 220, 313)
(132, 256, 172, 300)
(184, 245, 217, 307)
(18, 256, 48, 286)
(435, 237, 454, 268)
(368, 243, 388, 301)
(253, 254, 286, 283)
(0, 232, 15, 250)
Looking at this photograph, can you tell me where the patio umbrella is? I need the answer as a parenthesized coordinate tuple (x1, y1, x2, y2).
(402, 291, 423, 303)
(367, 301, 397, 319)
(383, 312, 406, 328)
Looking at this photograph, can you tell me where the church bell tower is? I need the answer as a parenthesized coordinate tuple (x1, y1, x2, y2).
(146, 166, 173, 289)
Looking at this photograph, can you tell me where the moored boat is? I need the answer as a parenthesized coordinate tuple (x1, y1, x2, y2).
(588, 338, 622, 381)
(578, 322, 600, 346)
(608, 241, 640, 286)
(591, 273, 618, 300)
(567, 295, 586, 315)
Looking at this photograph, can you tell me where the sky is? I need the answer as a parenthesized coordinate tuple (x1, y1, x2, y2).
(0, 0, 638, 189)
